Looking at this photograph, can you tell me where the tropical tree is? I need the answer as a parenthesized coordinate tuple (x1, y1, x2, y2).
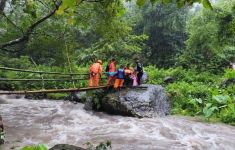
(179, 0, 235, 72)
(133, 2, 188, 67)
(0, 0, 212, 53)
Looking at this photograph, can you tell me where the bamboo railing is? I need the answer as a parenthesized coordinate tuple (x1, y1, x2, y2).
(0, 66, 147, 95)
(0, 67, 88, 75)
(0, 66, 95, 94)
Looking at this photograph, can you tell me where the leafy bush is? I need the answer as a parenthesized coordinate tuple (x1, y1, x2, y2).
(21, 144, 47, 150)
(145, 66, 235, 125)
(223, 68, 235, 79)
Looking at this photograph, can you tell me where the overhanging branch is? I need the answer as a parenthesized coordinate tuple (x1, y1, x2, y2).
(0, 0, 62, 51)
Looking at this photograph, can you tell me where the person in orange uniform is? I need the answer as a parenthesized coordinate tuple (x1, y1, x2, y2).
(114, 65, 125, 90)
(89, 60, 102, 87)
(107, 58, 116, 86)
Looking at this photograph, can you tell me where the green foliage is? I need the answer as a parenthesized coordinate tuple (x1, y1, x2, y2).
(145, 66, 235, 124)
(0, 56, 90, 91)
(179, 0, 235, 72)
(20, 144, 47, 150)
(223, 68, 235, 78)
(203, 103, 218, 118)
(134, 0, 212, 8)
(47, 93, 68, 100)
(134, 2, 188, 67)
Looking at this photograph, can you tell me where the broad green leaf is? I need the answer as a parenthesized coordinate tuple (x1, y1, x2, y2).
(21, 146, 35, 150)
(213, 95, 229, 104)
(202, 0, 213, 10)
(176, 0, 185, 8)
(67, 18, 75, 25)
(62, 0, 77, 7)
(203, 103, 218, 118)
(56, 8, 64, 15)
(194, 98, 202, 104)
(37, 144, 48, 150)
(136, 0, 146, 6)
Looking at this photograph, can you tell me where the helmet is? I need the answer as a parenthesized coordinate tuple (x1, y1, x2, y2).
(97, 60, 102, 64)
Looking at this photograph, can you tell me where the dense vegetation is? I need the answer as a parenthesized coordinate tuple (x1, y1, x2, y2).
(0, 0, 234, 126)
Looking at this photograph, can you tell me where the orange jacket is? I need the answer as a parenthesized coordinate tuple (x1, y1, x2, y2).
(109, 62, 116, 72)
(89, 63, 102, 75)
(124, 68, 133, 75)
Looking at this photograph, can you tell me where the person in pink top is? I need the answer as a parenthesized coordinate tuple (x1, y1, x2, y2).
(131, 71, 138, 86)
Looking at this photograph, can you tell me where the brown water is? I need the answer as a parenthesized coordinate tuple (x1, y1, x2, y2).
(0, 95, 235, 150)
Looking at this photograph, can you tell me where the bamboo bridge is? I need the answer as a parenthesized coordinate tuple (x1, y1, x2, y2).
(0, 66, 109, 95)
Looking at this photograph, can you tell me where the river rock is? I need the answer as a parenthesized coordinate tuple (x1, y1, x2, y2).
(65, 92, 87, 102)
(99, 84, 170, 118)
(0, 115, 3, 132)
(49, 144, 86, 150)
(221, 78, 235, 87)
(0, 115, 4, 145)
(25, 93, 47, 99)
(164, 76, 174, 84)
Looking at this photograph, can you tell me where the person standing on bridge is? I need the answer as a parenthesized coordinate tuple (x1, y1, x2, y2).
(114, 64, 125, 90)
(107, 58, 117, 86)
(89, 60, 102, 87)
(136, 59, 143, 85)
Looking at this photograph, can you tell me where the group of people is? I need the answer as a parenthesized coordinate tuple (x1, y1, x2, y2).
(88, 58, 144, 89)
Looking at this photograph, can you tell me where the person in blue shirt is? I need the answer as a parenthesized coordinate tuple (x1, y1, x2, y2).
(114, 65, 125, 90)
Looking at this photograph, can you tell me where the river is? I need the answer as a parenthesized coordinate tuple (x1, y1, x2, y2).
(0, 95, 235, 150)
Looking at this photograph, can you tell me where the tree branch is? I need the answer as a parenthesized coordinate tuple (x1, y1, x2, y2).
(1, 47, 18, 53)
(85, 0, 103, 2)
(1, 12, 24, 33)
(0, 0, 62, 51)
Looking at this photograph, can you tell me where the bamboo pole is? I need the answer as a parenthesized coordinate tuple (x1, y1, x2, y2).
(30, 57, 45, 89)
(0, 67, 88, 76)
(0, 86, 148, 95)
(66, 43, 76, 88)
(0, 86, 108, 95)
(0, 78, 90, 82)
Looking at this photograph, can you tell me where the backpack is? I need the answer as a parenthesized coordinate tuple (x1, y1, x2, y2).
(105, 64, 110, 72)
(117, 69, 125, 79)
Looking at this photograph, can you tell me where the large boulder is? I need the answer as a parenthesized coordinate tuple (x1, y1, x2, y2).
(85, 84, 170, 118)
(49, 144, 85, 150)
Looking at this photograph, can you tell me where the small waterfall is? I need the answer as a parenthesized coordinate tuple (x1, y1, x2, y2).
(0, 95, 235, 150)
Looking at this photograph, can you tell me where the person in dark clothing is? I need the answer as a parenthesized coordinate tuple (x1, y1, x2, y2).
(136, 59, 143, 85)
(124, 64, 133, 87)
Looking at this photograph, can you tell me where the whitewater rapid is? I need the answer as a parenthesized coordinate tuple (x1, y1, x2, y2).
(0, 95, 234, 150)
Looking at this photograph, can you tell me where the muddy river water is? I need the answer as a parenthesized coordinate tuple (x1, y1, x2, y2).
(0, 95, 234, 150)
